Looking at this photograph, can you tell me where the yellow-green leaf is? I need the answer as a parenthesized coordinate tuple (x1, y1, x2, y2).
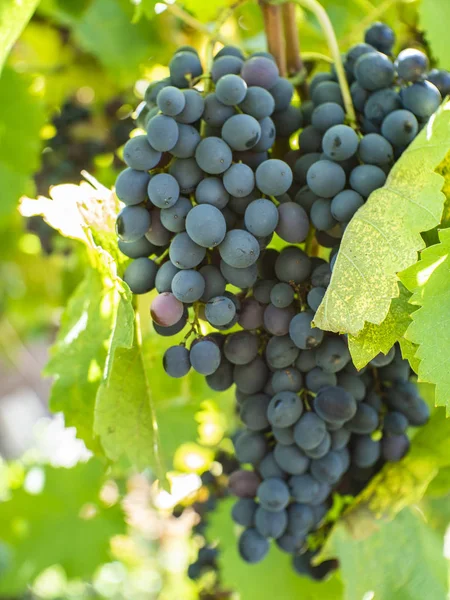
(314, 102, 450, 336)
(400, 227, 450, 414)
(348, 283, 416, 369)
(419, 0, 450, 69)
(0, 0, 39, 75)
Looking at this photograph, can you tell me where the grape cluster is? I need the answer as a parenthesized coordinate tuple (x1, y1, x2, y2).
(114, 22, 444, 579)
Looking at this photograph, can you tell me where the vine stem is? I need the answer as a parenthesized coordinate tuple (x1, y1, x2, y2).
(260, 2, 287, 76)
(271, 0, 356, 125)
(282, 3, 308, 98)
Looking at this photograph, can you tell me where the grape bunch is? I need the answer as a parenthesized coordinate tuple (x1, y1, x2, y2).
(114, 21, 445, 579)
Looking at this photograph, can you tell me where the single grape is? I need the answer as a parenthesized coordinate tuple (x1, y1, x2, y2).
(144, 78, 170, 105)
(195, 177, 229, 209)
(118, 236, 156, 259)
(307, 160, 346, 198)
(310, 452, 343, 484)
(244, 199, 279, 237)
(229, 469, 261, 497)
(305, 367, 337, 393)
(350, 81, 370, 112)
(169, 231, 206, 269)
(364, 88, 401, 124)
(272, 105, 303, 137)
(195, 137, 233, 174)
(270, 282, 294, 308)
(345, 402, 379, 434)
(240, 393, 271, 431)
(311, 81, 344, 107)
(241, 56, 279, 89)
(222, 114, 262, 151)
(352, 434, 381, 467)
(211, 55, 244, 82)
(267, 391, 303, 428)
(123, 257, 157, 294)
(276, 202, 309, 243)
(396, 48, 429, 82)
(358, 133, 393, 166)
(370, 346, 395, 367)
(314, 385, 357, 424)
(298, 126, 323, 153)
(255, 507, 287, 539)
(155, 260, 180, 293)
(380, 109, 418, 146)
(147, 114, 179, 152)
(148, 173, 180, 208)
(219, 229, 260, 268)
(234, 356, 269, 394)
(215, 45, 245, 60)
(216, 73, 248, 106)
(265, 335, 300, 370)
(232, 498, 258, 527)
(239, 86, 275, 119)
(322, 124, 359, 161)
(311, 102, 345, 133)
(116, 205, 151, 242)
(270, 77, 294, 111)
(382, 434, 410, 462)
(310, 199, 336, 231)
(206, 358, 234, 391)
(293, 412, 327, 451)
(286, 503, 314, 534)
(364, 22, 395, 54)
(383, 411, 408, 434)
(349, 164, 386, 197)
(163, 345, 190, 378)
(354, 52, 395, 91)
(337, 372, 366, 401)
(145, 209, 171, 246)
(252, 116, 276, 152)
(169, 157, 204, 193)
(346, 43, 377, 74)
(273, 444, 309, 475)
(151, 292, 184, 326)
(234, 430, 268, 463)
(169, 51, 203, 87)
(289, 474, 320, 504)
(156, 85, 186, 116)
(400, 80, 441, 119)
(115, 168, 150, 206)
(185, 204, 226, 248)
(190, 338, 221, 375)
(176, 89, 205, 124)
(264, 304, 296, 337)
(123, 135, 161, 171)
(171, 269, 205, 303)
(224, 331, 259, 365)
(259, 452, 286, 479)
(171, 124, 201, 158)
(275, 246, 311, 284)
(238, 298, 265, 330)
(220, 260, 258, 289)
(426, 69, 450, 97)
(203, 92, 236, 126)
(289, 312, 324, 350)
(271, 367, 303, 393)
(238, 528, 270, 564)
(307, 286, 326, 312)
(223, 163, 255, 197)
(160, 196, 192, 233)
(255, 159, 293, 196)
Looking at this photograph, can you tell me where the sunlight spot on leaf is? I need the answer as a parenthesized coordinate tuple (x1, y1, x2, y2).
(362, 592, 375, 600)
(153, 473, 201, 510)
(87, 359, 102, 383)
(63, 310, 88, 346)
(416, 254, 447, 286)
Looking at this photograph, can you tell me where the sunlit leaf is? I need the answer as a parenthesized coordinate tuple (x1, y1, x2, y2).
(419, 0, 450, 69)
(0, 0, 39, 75)
(314, 102, 450, 336)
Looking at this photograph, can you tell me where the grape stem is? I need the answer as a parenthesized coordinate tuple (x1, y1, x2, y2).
(260, 2, 287, 76)
(270, 0, 356, 126)
(301, 51, 333, 64)
(282, 3, 308, 98)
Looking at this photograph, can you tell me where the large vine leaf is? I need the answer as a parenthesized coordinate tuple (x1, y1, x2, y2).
(19, 181, 166, 479)
(207, 497, 344, 600)
(314, 101, 450, 336)
(320, 508, 448, 600)
(399, 228, 450, 414)
(419, 0, 450, 69)
(0, 0, 39, 75)
(0, 459, 125, 596)
(348, 283, 416, 369)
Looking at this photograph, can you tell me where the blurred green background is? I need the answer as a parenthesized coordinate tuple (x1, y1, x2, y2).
(0, 0, 449, 598)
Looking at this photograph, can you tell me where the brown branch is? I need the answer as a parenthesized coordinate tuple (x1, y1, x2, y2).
(282, 2, 308, 99)
(260, 2, 287, 76)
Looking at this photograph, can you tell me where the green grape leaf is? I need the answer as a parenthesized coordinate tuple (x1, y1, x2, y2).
(0, 0, 39, 75)
(348, 283, 417, 369)
(320, 508, 448, 600)
(0, 68, 45, 224)
(73, 0, 164, 85)
(0, 460, 125, 596)
(181, 0, 225, 23)
(94, 307, 166, 481)
(207, 497, 344, 600)
(399, 228, 450, 414)
(314, 101, 450, 336)
(419, 0, 450, 69)
(20, 181, 130, 454)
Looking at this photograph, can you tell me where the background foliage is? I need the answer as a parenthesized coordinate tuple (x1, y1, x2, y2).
(0, 0, 449, 598)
